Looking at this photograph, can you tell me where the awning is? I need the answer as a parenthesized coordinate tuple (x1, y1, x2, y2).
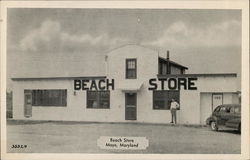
(117, 81, 143, 92)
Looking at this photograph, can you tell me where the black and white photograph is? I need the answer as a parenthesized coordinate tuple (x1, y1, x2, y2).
(1, 1, 249, 160)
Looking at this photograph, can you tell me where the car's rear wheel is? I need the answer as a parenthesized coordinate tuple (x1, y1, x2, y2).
(210, 121, 218, 131)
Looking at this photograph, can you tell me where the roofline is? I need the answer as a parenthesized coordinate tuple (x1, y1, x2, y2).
(12, 73, 237, 81)
(106, 44, 158, 55)
(157, 73, 237, 78)
(216, 104, 241, 106)
(12, 76, 107, 81)
(158, 57, 188, 69)
(105, 44, 189, 70)
(199, 92, 240, 94)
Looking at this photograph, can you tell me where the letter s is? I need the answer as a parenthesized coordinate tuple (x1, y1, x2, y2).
(148, 78, 157, 90)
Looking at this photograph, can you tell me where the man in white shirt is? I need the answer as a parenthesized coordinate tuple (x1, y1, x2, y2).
(170, 99, 179, 124)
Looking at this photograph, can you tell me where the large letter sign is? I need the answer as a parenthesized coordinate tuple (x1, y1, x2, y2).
(148, 77, 197, 90)
(74, 79, 115, 91)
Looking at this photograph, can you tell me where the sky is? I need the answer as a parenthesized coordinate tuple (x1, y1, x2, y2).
(7, 8, 242, 90)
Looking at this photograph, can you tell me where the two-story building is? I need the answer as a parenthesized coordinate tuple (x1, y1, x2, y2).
(11, 44, 240, 124)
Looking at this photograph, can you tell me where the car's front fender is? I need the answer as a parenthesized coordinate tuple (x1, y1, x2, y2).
(206, 116, 218, 125)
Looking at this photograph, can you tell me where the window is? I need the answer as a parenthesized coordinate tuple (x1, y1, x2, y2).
(162, 63, 167, 75)
(153, 90, 180, 110)
(159, 61, 168, 75)
(126, 59, 136, 79)
(234, 107, 241, 113)
(32, 89, 67, 106)
(87, 91, 110, 109)
(219, 106, 227, 113)
(229, 107, 235, 113)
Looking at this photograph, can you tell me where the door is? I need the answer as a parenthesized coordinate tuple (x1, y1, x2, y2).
(212, 93, 223, 111)
(225, 106, 241, 128)
(24, 90, 32, 118)
(125, 93, 137, 120)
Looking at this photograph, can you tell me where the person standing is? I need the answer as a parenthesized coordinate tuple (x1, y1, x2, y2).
(170, 99, 179, 124)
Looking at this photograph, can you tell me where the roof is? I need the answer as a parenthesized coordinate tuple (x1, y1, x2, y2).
(12, 73, 237, 81)
(159, 57, 188, 70)
(217, 104, 241, 107)
(12, 76, 106, 81)
(106, 44, 189, 70)
(157, 73, 237, 78)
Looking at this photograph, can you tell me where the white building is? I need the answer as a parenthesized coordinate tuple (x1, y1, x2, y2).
(11, 44, 239, 124)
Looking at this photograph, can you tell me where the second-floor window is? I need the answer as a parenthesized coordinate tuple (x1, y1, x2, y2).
(126, 59, 137, 79)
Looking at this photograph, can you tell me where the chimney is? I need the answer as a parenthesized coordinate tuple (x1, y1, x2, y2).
(166, 50, 170, 60)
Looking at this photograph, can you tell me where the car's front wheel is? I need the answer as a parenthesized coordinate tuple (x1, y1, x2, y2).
(210, 121, 218, 131)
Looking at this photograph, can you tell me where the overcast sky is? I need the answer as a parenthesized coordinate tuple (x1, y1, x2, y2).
(7, 9, 241, 90)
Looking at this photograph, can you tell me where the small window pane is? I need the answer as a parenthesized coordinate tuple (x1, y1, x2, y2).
(154, 91, 165, 99)
(235, 107, 241, 113)
(87, 91, 110, 109)
(154, 100, 165, 109)
(230, 107, 234, 113)
(127, 70, 136, 78)
(128, 61, 135, 69)
(162, 63, 167, 75)
(88, 91, 98, 99)
(219, 107, 226, 112)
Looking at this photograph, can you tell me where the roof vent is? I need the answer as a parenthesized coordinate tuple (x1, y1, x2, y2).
(166, 50, 170, 60)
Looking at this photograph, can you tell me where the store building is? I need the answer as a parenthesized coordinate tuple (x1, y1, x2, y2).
(11, 44, 240, 124)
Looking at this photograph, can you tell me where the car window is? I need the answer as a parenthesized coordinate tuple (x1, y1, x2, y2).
(219, 106, 226, 112)
(234, 107, 241, 113)
(229, 107, 234, 113)
(225, 107, 231, 113)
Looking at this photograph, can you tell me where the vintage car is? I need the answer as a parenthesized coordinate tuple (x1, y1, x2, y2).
(206, 104, 241, 132)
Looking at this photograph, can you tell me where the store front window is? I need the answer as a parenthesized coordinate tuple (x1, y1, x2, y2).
(32, 89, 67, 106)
(153, 90, 180, 110)
(87, 91, 110, 109)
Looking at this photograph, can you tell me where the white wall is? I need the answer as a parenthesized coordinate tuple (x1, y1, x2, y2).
(200, 92, 239, 125)
(107, 45, 171, 123)
(179, 91, 200, 124)
(13, 79, 126, 122)
(200, 93, 212, 124)
(13, 76, 238, 124)
(107, 45, 158, 81)
(196, 76, 237, 92)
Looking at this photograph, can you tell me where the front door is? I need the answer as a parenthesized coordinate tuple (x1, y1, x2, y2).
(24, 90, 32, 118)
(212, 93, 223, 111)
(125, 93, 136, 120)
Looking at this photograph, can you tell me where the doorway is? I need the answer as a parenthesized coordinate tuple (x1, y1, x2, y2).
(200, 93, 223, 124)
(24, 90, 32, 118)
(125, 93, 137, 120)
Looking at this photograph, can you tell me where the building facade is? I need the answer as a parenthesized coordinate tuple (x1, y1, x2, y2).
(11, 45, 239, 124)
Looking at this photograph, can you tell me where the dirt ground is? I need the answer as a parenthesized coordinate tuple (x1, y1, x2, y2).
(6, 121, 240, 154)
